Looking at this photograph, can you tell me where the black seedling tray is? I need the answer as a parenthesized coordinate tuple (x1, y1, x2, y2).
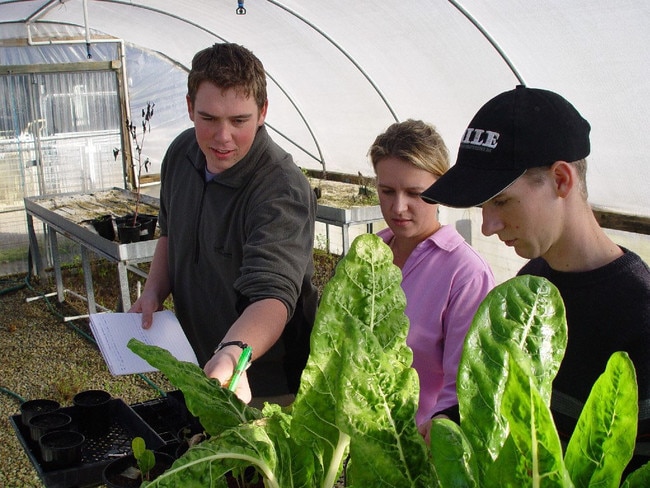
(130, 390, 201, 444)
(10, 398, 165, 488)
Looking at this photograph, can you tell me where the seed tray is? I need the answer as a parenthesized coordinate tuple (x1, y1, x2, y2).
(129, 390, 201, 444)
(10, 398, 165, 488)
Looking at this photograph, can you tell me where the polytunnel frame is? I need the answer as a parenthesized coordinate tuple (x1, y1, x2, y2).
(62, 0, 407, 175)
(50, 0, 363, 174)
(14, 0, 528, 177)
(3, 0, 650, 237)
(15, 0, 329, 172)
(100, 1, 334, 170)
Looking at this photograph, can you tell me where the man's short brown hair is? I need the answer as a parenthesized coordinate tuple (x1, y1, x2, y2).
(187, 43, 267, 110)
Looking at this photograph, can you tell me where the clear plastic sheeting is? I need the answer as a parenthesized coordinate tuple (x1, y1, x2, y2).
(0, 0, 649, 277)
(1, 0, 648, 216)
(0, 31, 189, 179)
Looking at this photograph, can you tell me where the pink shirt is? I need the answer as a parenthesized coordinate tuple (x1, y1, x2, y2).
(378, 225, 495, 426)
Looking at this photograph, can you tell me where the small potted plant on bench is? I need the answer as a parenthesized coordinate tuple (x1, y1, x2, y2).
(114, 102, 157, 243)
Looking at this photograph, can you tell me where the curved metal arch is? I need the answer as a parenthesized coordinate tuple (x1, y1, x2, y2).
(15, 0, 526, 167)
(447, 0, 526, 85)
(265, 0, 400, 123)
(25, 0, 329, 169)
(105, 0, 328, 170)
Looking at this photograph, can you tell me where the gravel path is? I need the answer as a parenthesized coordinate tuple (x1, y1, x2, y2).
(0, 272, 173, 488)
(1, 250, 339, 487)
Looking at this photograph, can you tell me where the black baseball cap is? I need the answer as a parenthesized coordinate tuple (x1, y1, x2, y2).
(421, 85, 591, 207)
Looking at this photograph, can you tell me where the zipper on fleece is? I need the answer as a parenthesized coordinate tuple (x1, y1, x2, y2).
(193, 180, 209, 264)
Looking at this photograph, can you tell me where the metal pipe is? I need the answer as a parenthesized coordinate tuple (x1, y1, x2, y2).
(266, 0, 400, 123)
(446, 0, 526, 85)
(83, 0, 92, 57)
(69, 0, 331, 172)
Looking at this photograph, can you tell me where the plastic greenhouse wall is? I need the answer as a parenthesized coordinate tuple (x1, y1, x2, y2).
(0, 42, 189, 277)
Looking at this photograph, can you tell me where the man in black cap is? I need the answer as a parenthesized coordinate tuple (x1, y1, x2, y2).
(422, 85, 650, 475)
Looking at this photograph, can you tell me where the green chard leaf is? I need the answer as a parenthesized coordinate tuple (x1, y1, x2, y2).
(500, 355, 573, 487)
(337, 315, 430, 487)
(565, 351, 638, 488)
(146, 405, 308, 488)
(127, 339, 262, 435)
(291, 233, 431, 487)
(429, 418, 479, 487)
(621, 461, 650, 488)
(130, 234, 431, 487)
(457, 275, 567, 476)
(485, 435, 538, 487)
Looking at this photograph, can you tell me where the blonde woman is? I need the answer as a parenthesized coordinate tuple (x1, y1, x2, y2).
(369, 119, 495, 439)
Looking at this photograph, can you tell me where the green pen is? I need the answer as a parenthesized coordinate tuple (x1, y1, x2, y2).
(228, 345, 253, 391)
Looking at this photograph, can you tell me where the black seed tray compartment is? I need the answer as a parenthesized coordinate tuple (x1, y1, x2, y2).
(10, 398, 165, 488)
(129, 390, 200, 444)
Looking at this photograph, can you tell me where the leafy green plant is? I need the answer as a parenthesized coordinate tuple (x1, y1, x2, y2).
(132, 436, 156, 481)
(129, 234, 650, 487)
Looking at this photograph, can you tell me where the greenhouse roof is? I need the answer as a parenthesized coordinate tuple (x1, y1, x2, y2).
(1, 0, 649, 216)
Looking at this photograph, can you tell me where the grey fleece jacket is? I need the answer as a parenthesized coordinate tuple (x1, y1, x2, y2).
(158, 126, 317, 395)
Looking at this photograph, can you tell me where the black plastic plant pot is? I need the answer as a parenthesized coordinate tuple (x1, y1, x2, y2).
(39, 430, 85, 468)
(137, 214, 158, 241)
(91, 214, 116, 241)
(20, 399, 60, 427)
(72, 389, 113, 437)
(102, 452, 174, 488)
(117, 222, 141, 243)
(28, 412, 72, 442)
(114, 214, 134, 227)
(175, 421, 207, 458)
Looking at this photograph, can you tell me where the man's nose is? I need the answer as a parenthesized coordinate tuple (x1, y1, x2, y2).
(481, 206, 503, 236)
(213, 123, 230, 141)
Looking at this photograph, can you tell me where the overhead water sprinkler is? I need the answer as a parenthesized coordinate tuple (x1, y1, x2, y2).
(236, 1, 246, 14)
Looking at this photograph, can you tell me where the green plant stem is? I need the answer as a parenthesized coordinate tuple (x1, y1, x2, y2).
(324, 433, 350, 488)
(149, 452, 281, 488)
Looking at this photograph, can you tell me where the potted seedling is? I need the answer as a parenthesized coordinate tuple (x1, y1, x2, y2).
(103, 437, 173, 488)
(132, 437, 156, 481)
(114, 102, 156, 243)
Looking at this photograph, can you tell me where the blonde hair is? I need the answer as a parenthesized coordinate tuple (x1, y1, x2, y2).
(369, 119, 450, 178)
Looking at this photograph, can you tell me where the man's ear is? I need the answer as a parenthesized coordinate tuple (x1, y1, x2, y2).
(551, 160, 574, 198)
(258, 99, 269, 126)
(186, 95, 194, 122)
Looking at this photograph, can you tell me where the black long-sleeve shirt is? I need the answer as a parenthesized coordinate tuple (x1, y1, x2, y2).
(519, 248, 650, 472)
